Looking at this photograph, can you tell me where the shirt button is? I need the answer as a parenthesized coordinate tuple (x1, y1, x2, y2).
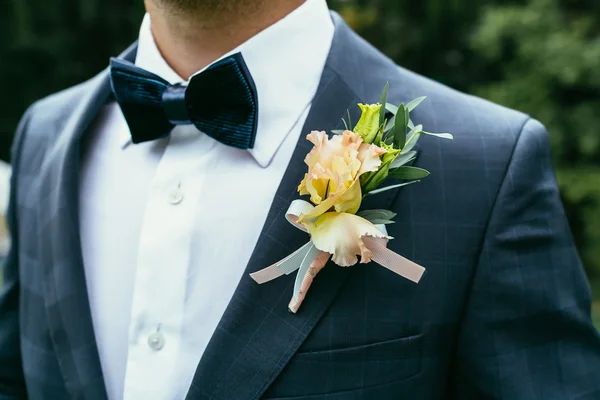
(148, 332, 165, 351)
(168, 187, 184, 205)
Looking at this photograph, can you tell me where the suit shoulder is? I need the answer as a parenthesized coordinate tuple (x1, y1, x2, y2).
(26, 75, 101, 135)
(394, 65, 529, 135)
(331, 19, 530, 143)
(13, 72, 107, 174)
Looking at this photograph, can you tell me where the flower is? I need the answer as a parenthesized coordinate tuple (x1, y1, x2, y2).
(296, 130, 388, 266)
(297, 130, 386, 221)
(354, 103, 382, 144)
(360, 141, 402, 193)
(251, 85, 439, 313)
(303, 212, 390, 266)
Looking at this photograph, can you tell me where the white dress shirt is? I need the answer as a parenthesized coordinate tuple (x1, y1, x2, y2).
(78, 1, 334, 399)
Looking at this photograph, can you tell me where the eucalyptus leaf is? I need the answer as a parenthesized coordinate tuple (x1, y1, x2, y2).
(357, 209, 398, 221)
(347, 109, 353, 130)
(386, 102, 399, 115)
(369, 219, 396, 225)
(357, 208, 397, 225)
(341, 118, 348, 130)
(402, 130, 421, 154)
(406, 96, 427, 112)
(390, 151, 417, 169)
(411, 124, 424, 134)
(388, 166, 430, 180)
(422, 131, 454, 140)
(331, 130, 345, 135)
(378, 82, 389, 127)
(384, 118, 395, 132)
(366, 180, 420, 196)
(403, 124, 423, 151)
(408, 119, 415, 130)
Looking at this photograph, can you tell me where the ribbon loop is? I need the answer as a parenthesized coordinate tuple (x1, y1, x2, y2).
(250, 200, 426, 312)
(284, 199, 315, 232)
(250, 242, 314, 284)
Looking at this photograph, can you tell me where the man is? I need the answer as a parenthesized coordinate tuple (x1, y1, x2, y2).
(1, 0, 599, 398)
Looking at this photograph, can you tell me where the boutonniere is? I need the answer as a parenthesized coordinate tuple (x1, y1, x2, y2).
(251, 83, 453, 312)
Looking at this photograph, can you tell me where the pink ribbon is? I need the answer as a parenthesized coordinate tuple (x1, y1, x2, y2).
(250, 200, 426, 313)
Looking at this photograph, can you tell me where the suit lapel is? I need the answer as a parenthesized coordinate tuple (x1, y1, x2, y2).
(39, 44, 136, 399)
(184, 12, 430, 399)
(184, 65, 362, 400)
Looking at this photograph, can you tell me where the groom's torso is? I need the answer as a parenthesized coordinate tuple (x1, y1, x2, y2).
(77, 4, 335, 398)
(11, 12, 528, 400)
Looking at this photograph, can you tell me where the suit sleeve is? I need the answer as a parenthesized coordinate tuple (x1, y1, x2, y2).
(450, 118, 600, 399)
(0, 107, 33, 399)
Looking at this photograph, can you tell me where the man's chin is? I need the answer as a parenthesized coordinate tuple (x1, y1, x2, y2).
(153, 0, 259, 14)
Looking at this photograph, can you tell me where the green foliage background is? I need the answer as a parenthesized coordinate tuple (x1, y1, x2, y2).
(0, 0, 598, 322)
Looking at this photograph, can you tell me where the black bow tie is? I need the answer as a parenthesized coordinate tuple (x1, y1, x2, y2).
(109, 53, 258, 149)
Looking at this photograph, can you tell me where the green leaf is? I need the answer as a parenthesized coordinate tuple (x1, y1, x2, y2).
(341, 117, 348, 130)
(378, 82, 389, 127)
(422, 131, 454, 140)
(401, 125, 423, 154)
(386, 102, 399, 115)
(366, 180, 420, 196)
(411, 124, 423, 134)
(357, 208, 397, 225)
(384, 133, 394, 145)
(408, 119, 415, 130)
(373, 121, 385, 145)
(388, 166, 430, 180)
(331, 130, 345, 135)
(390, 151, 417, 169)
(392, 104, 409, 150)
(323, 180, 331, 199)
(347, 109, 352, 130)
(369, 219, 396, 225)
(384, 118, 395, 132)
(406, 96, 427, 112)
(362, 161, 391, 193)
(357, 209, 397, 222)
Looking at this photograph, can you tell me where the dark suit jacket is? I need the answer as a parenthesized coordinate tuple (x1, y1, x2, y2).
(1, 12, 600, 400)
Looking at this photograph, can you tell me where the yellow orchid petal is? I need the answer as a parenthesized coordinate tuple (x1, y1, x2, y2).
(302, 163, 329, 204)
(341, 130, 364, 149)
(298, 190, 340, 222)
(306, 177, 329, 205)
(307, 212, 390, 267)
(357, 143, 386, 176)
(299, 129, 384, 218)
(299, 177, 363, 222)
(333, 179, 362, 215)
(306, 130, 328, 148)
(298, 173, 309, 196)
(305, 131, 347, 172)
(304, 131, 329, 170)
(332, 155, 353, 185)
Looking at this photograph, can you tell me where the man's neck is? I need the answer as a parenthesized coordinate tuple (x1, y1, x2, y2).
(144, 0, 306, 80)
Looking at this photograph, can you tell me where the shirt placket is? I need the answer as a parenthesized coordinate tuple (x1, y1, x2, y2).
(123, 126, 213, 399)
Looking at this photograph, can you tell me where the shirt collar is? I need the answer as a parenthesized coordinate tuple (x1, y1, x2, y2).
(126, 0, 334, 167)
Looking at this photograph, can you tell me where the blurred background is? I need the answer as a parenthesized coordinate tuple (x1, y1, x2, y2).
(0, 0, 598, 328)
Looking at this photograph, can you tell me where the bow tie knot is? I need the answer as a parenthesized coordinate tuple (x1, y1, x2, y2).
(161, 84, 190, 125)
(109, 53, 259, 149)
